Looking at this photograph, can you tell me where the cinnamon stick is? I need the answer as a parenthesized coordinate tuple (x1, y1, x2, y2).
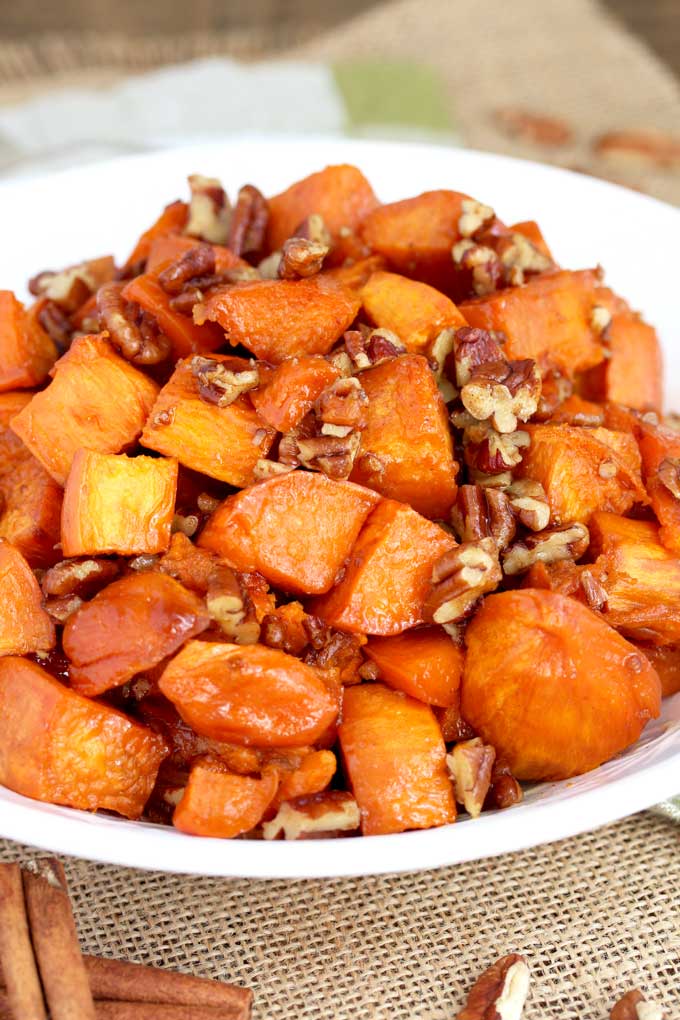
(0, 862, 47, 1020)
(94, 1003, 247, 1020)
(22, 859, 96, 1020)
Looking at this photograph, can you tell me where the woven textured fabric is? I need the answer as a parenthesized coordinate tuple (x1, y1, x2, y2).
(1, 813, 679, 1018)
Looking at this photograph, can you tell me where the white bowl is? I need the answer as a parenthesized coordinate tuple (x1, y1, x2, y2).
(1, 137, 679, 878)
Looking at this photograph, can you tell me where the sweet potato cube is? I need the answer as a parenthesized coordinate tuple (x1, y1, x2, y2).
(250, 355, 339, 433)
(462, 269, 605, 376)
(121, 273, 226, 359)
(509, 220, 553, 260)
(0, 657, 167, 817)
(339, 683, 456, 835)
(364, 627, 463, 708)
(10, 334, 159, 486)
(0, 291, 57, 392)
(311, 499, 456, 635)
(0, 393, 62, 567)
(194, 277, 360, 363)
(198, 471, 380, 595)
(122, 199, 188, 273)
(638, 644, 680, 698)
(350, 354, 458, 518)
(361, 271, 467, 355)
(174, 762, 278, 838)
(141, 355, 275, 487)
(519, 424, 646, 524)
(61, 449, 178, 556)
(63, 572, 210, 696)
(0, 541, 54, 656)
(638, 425, 680, 555)
(589, 512, 680, 645)
(320, 255, 386, 292)
(145, 234, 247, 274)
(159, 641, 339, 747)
(274, 749, 337, 807)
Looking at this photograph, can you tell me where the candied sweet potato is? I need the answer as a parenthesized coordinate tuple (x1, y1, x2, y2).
(159, 641, 339, 747)
(519, 424, 646, 524)
(361, 271, 467, 355)
(339, 683, 456, 835)
(121, 273, 226, 359)
(0, 657, 167, 816)
(10, 334, 159, 486)
(194, 277, 360, 363)
(63, 572, 210, 696)
(462, 269, 605, 376)
(637, 424, 680, 554)
(141, 355, 275, 487)
(199, 471, 379, 595)
(321, 255, 386, 292)
(0, 291, 57, 392)
(274, 749, 337, 807)
(145, 234, 247, 274)
(638, 644, 680, 698)
(461, 589, 661, 780)
(509, 220, 553, 260)
(349, 354, 458, 519)
(0, 541, 55, 656)
(311, 499, 456, 635)
(61, 449, 177, 557)
(174, 762, 279, 838)
(123, 200, 188, 273)
(364, 627, 463, 708)
(250, 355, 339, 433)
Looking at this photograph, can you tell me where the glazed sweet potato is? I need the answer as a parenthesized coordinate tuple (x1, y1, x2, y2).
(274, 749, 337, 807)
(638, 644, 680, 698)
(0, 541, 55, 656)
(122, 199, 188, 273)
(141, 355, 275, 487)
(121, 273, 226, 359)
(198, 471, 380, 595)
(250, 355, 340, 433)
(361, 271, 467, 355)
(509, 220, 553, 260)
(461, 589, 661, 780)
(349, 354, 459, 519)
(61, 450, 178, 557)
(194, 277, 360, 363)
(462, 269, 605, 376)
(0, 291, 57, 392)
(518, 424, 646, 524)
(0, 392, 62, 567)
(339, 683, 456, 835)
(145, 234, 247, 274)
(10, 334, 159, 486)
(311, 499, 456, 635)
(637, 424, 680, 554)
(63, 572, 210, 696)
(364, 627, 463, 708)
(320, 255, 386, 292)
(159, 641, 339, 746)
(174, 762, 279, 838)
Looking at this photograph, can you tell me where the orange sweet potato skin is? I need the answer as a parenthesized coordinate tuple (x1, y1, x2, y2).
(0, 291, 57, 392)
(250, 356, 340, 433)
(195, 277, 360, 363)
(361, 271, 467, 355)
(311, 499, 456, 635)
(121, 274, 226, 359)
(198, 472, 380, 596)
(339, 683, 456, 835)
(63, 572, 210, 696)
(141, 355, 275, 487)
(638, 425, 680, 554)
(364, 628, 463, 708)
(10, 335, 159, 486)
(159, 641, 339, 747)
(174, 763, 279, 838)
(0, 657, 167, 817)
(638, 644, 680, 698)
(349, 354, 458, 519)
(61, 449, 178, 557)
(461, 589, 661, 780)
(0, 540, 55, 656)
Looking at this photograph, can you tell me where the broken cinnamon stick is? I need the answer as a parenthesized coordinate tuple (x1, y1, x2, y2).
(94, 1004, 247, 1020)
(22, 858, 96, 1020)
(0, 862, 47, 1020)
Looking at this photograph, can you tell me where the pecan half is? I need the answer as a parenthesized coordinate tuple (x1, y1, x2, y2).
(457, 954, 530, 1020)
(447, 738, 496, 818)
(278, 237, 329, 279)
(295, 432, 361, 480)
(226, 184, 269, 260)
(29, 256, 115, 313)
(451, 485, 516, 550)
(505, 479, 551, 532)
(185, 174, 231, 244)
(97, 282, 171, 365)
(458, 198, 495, 239)
(343, 328, 406, 372)
(424, 538, 502, 625)
(262, 792, 360, 840)
(206, 565, 260, 644)
(190, 355, 259, 407)
(454, 327, 506, 387)
(657, 458, 680, 500)
(41, 558, 119, 599)
(611, 990, 665, 1020)
(502, 522, 589, 576)
(314, 377, 368, 432)
(158, 243, 216, 294)
(462, 359, 541, 434)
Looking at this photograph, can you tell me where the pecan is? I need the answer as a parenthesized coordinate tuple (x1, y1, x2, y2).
(535, 369, 573, 420)
(611, 990, 665, 1020)
(37, 300, 73, 353)
(462, 359, 541, 434)
(29, 256, 114, 313)
(494, 107, 573, 146)
(168, 266, 259, 314)
(436, 704, 476, 743)
(429, 328, 457, 401)
(457, 954, 530, 1020)
(314, 377, 368, 431)
(447, 738, 496, 818)
(185, 174, 231, 244)
(226, 184, 269, 260)
(502, 522, 590, 576)
(452, 240, 503, 297)
(657, 458, 680, 500)
(278, 237, 329, 279)
(253, 459, 296, 482)
(127, 554, 159, 572)
(590, 304, 613, 337)
(469, 469, 514, 490)
(358, 660, 380, 680)
(293, 213, 332, 248)
(598, 459, 617, 479)
(505, 479, 551, 532)
(302, 615, 332, 650)
(258, 251, 283, 280)
(496, 232, 553, 286)
(190, 355, 259, 407)
(458, 198, 495, 239)
(451, 485, 516, 550)
(580, 568, 609, 611)
(423, 538, 502, 625)
(295, 432, 361, 480)
(260, 613, 306, 656)
(463, 422, 530, 473)
(157, 243, 216, 294)
(41, 558, 119, 599)
(486, 758, 523, 810)
(453, 327, 506, 388)
(206, 565, 260, 644)
(97, 282, 171, 365)
(262, 792, 360, 840)
(304, 630, 365, 683)
(43, 595, 83, 624)
(343, 328, 405, 372)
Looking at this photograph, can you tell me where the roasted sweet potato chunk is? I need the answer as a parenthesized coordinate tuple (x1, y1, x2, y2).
(122, 199, 188, 273)
(638, 424, 680, 554)
(63, 572, 210, 696)
(174, 762, 279, 838)
(364, 627, 463, 708)
(274, 749, 337, 807)
(312, 499, 456, 635)
(199, 471, 380, 595)
(0, 541, 55, 656)
(0, 291, 58, 392)
(159, 641, 339, 747)
(350, 354, 458, 518)
(61, 449, 177, 557)
(141, 355, 275, 487)
(145, 234, 247, 274)
(194, 277, 360, 363)
(121, 273, 225, 359)
(461, 589, 661, 780)
(339, 683, 456, 835)
(509, 220, 553, 259)
(0, 657, 167, 816)
(361, 271, 467, 355)
(321, 255, 386, 292)
(10, 334, 159, 486)
(638, 644, 680, 698)
(250, 355, 339, 433)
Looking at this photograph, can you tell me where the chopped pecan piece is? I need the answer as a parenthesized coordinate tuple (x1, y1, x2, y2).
(457, 954, 530, 1020)
(342, 328, 405, 373)
(314, 377, 368, 432)
(611, 990, 665, 1020)
(262, 791, 360, 840)
(157, 243, 216, 294)
(590, 303, 613, 338)
(37, 300, 73, 353)
(41, 558, 119, 599)
(453, 327, 506, 387)
(463, 422, 530, 473)
(304, 629, 365, 685)
(206, 564, 260, 644)
(226, 184, 269, 260)
(486, 758, 523, 810)
(185, 174, 231, 244)
(458, 198, 495, 239)
(502, 522, 589, 576)
(253, 459, 296, 482)
(29, 256, 114, 313)
(452, 240, 503, 296)
(295, 432, 361, 480)
(447, 737, 496, 818)
(294, 213, 332, 248)
(423, 538, 502, 625)
(505, 479, 551, 532)
(278, 237, 329, 279)
(657, 458, 680, 500)
(97, 282, 171, 365)
(496, 232, 553, 286)
(451, 485, 516, 550)
(43, 594, 83, 624)
(462, 358, 541, 434)
(190, 355, 259, 407)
